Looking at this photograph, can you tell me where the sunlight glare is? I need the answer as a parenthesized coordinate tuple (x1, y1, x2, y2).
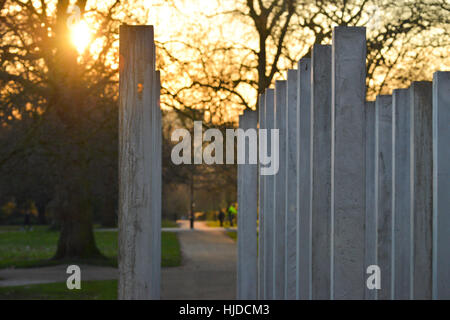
(70, 20, 92, 53)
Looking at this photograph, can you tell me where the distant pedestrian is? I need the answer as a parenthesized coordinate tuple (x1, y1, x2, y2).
(227, 204, 237, 227)
(218, 210, 225, 227)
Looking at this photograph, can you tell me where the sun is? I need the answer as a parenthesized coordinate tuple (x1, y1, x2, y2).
(70, 20, 92, 53)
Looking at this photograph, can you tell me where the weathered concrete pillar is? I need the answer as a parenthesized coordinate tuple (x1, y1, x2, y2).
(296, 58, 312, 300)
(258, 92, 266, 300)
(432, 72, 450, 300)
(331, 26, 366, 299)
(410, 81, 433, 300)
(237, 110, 258, 300)
(118, 25, 161, 300)
(375, 95, 393, 300)
(151, 70, 162, 299)
(274, 81, 287, 299)
(285, 69, 298, 300)
(310, 44, 332, 300)
(364, 101, 376, 300)
(264, 88, 275, 299)
(392, 88, 411, 300)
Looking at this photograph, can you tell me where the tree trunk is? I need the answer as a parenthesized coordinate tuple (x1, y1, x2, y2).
(53, 169, 102, 260)
(55, 223, 100, 259)
(54, 196, 101, 259)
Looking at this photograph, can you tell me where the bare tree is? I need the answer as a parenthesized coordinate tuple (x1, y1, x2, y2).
(158, 0, 449, 116)
(0, 0, 146, 259)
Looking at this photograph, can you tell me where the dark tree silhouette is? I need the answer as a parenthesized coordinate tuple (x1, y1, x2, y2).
(0, 0, 146, 259)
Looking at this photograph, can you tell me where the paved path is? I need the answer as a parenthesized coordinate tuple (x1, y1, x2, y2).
(162, 221, 237, 299)
(0, 220, 237, 300)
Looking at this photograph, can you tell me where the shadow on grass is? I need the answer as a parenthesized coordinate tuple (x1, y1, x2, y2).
(0, 228, 181, 269)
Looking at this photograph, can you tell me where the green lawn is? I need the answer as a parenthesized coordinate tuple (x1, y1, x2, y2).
(0, 220, 178, 233)
(0, 280, 118, 300)
(205, 220, 236, 228)
(0, 227, 181, 269)
(161, 220, 179, 228)
(204, 220, 237, 240)
(226, 231, 237, 241)
(161, 232, 182, 267)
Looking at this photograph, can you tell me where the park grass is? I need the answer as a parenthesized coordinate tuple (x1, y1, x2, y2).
(205, 220, 236, 228)
(0, 227, 181, 269)
(0, 225, 24, 232)
(161, 232, 182, 267)
(161, 219, 179, 228)
(226, 231, 237, 241)
(0, 280, 118, 300)
(0, 219, 178, 232)
(205, 220, 237, 241)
